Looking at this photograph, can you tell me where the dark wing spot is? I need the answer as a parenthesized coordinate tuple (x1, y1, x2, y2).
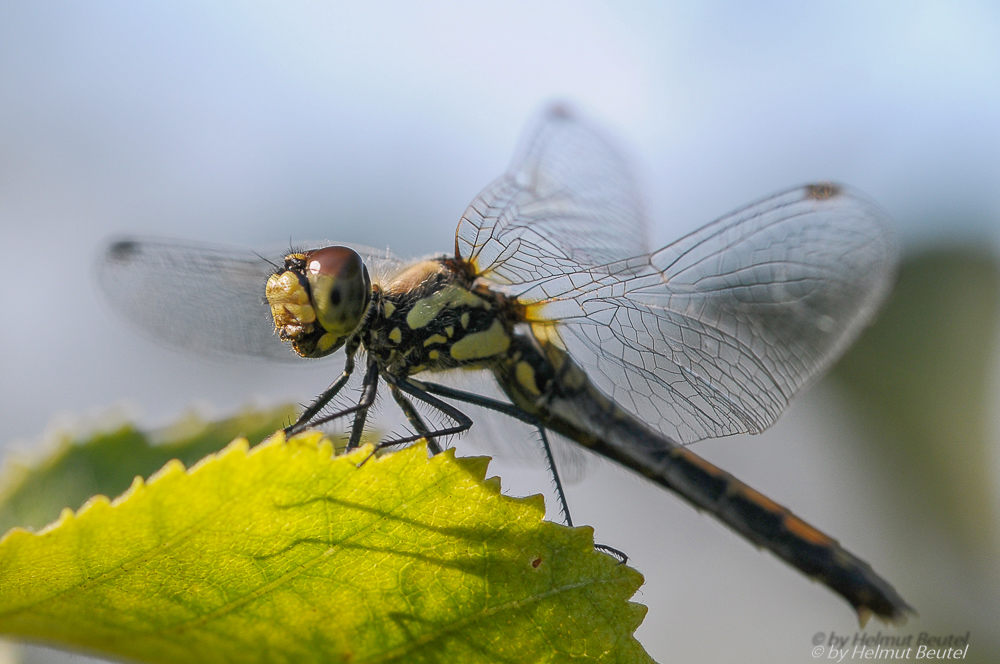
(106, 240, 141, 263)
(549, 103, 572, 119)
(805, 182, 842, 200)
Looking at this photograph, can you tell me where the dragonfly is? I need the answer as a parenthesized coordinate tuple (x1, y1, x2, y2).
(99, 105, 911, 625)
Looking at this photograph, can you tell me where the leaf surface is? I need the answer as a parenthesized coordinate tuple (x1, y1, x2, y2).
(0, 429, 650, 663)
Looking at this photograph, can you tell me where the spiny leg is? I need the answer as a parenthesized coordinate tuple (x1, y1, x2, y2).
(373, 375, 473, 449)
(286, 341, 358, 436)
(346, 359, 379, 451)
(354, 376, 473, 468)
(389, 384, 444, 456)
(303, 359, 379, 448)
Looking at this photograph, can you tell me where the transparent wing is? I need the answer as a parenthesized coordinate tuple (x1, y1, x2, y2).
(456, 104, 648, 284)
(96, 237, 404, 361)
(517, 184, 899, 443)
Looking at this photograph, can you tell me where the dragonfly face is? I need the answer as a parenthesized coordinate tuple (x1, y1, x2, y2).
(265, 247, 371, 357)
(99, 104, 910, 625)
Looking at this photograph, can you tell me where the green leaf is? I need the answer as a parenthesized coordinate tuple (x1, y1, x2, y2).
(0, 430, 650, 664)
(0, 406, 299, 534)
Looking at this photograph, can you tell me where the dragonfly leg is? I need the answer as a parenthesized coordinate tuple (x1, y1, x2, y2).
(346, 359, 379, 451)
(536, 425, 574, 528)
(593, 544, 629, 564)
(285, 340, 359, 435)
(303, 358, 379, 450)
(411, 380, 575, 530)
(369, 376, 472, 451)
(389, 385, 444, 456)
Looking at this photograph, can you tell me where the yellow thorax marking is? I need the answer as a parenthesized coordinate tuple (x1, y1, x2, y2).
(450, 319, 510, 361)
(423, 334, 448, 347)
(406, 285, 489, 330)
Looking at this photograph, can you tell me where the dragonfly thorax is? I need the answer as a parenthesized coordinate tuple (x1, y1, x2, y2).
(364, 258, 516, 376)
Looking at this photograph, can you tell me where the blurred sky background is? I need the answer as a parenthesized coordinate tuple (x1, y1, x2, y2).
(1, 2, 999, 663)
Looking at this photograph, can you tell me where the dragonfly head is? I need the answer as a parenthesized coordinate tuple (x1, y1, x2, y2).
(265, 246, 372, 358)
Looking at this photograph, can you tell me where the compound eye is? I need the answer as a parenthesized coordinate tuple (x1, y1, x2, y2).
(305, 246, 372, 339)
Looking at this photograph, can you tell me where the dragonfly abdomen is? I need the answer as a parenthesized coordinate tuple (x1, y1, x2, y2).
(647, 442, 913, 626)
(494, 332, 912, 625)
